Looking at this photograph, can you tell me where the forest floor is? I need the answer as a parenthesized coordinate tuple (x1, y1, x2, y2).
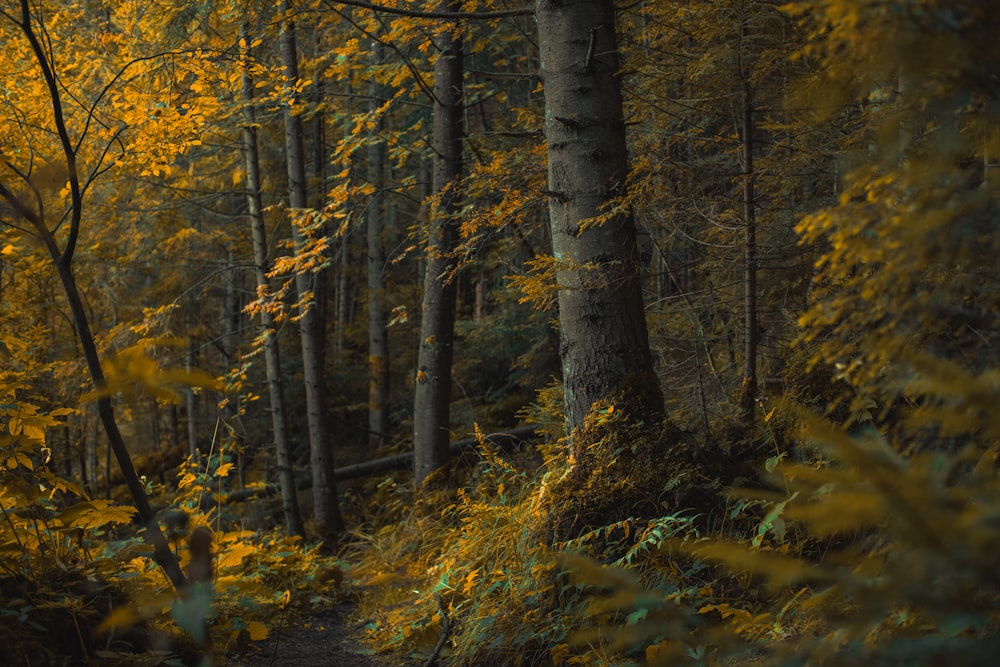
(231, 601, 420, 667)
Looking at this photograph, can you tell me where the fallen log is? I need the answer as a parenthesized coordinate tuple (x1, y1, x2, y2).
(222, 426, 541, 503)
(333, 425, 540, 482)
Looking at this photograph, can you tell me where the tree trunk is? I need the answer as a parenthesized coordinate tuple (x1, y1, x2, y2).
(241, 23, 305, 538)
(737, 35, 758, 430)
(367, 40, 391, 452)
(56, 258, 188, 589)
(220, 253, 244, 485)
(86, 411, 98, 496)
(279, 1, 345, 539)
(535, 0, 663, 438)
(185, 336, 198, 457)
(413, 1, 465, 485)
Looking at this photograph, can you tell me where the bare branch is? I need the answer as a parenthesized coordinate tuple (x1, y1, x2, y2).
(17, 0, 82, 264)
(324, 0, 531, 20)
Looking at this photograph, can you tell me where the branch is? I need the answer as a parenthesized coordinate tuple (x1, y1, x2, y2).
(0, 180, 42, 228)
(17, 0, 82, 265)
(325, 0, 532, 20)
(326, 3, 437, 103)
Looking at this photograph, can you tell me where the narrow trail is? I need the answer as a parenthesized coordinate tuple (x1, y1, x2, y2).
(232, 603, 419, 667)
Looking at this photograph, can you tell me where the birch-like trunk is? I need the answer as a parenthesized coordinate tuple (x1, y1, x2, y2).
(279, 1, 345, 539)
(241, 24, 305, 537)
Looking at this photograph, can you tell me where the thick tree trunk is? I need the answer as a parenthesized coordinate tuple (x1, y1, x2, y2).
(241, 25, 305, 538)
(535, 0, 663, 437)
(367, 41, 391, 452)
(279, 2, 345, 539)
(413, 1, 465, 485)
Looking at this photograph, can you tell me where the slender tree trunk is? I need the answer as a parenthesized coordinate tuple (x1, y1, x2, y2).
(737, 44, 758, 429)
(241, 23, 305, 538)
(86, 412, 98, 495)
(61, 425, 72, 478)
(309, 29, 331, 452)
(220, 253, 243, 483)
(367, 40, 391, 452)
(413, 1, 465, 485)
(169, 403, 180, 449)
(185, 337, 198, 457)
(53, 258, 187, 589)
(535, 0, 663, 438)
(149, 398, 161, 453)
(0, 0, 185, 586)
(279, 1, 345, 539)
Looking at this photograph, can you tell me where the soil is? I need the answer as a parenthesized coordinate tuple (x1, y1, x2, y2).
(229, 603, 421, 667)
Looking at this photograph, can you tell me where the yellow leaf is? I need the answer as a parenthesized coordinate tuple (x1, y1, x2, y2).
(248, 621, 269, 641)
(216, 542, 256, 569)
(15, 452, 33, 470)
(96, 604, 141, 636)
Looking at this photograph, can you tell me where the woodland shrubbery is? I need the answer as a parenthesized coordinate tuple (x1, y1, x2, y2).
(351, 358, 1000, 666)
(0, 390, 346, 665)
(2, 1, 999, 666)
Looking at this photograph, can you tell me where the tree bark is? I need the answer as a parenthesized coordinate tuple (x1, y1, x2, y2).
(241, 23, 305, 538)
(367, 40, 391, 452)
(413, 0, 465, 485)
(279, 1, 346, 539)
(535, 0, 663, 437)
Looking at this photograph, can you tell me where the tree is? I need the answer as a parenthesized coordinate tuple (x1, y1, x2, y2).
(240, 22, 306, 538)
(413, 0, 466, 485)
(534, 0, 663, 438)
(279, 0, 346, 538)
(367, 40, 391, 452)
(789, 0, 1000, 419)
(0, 0, 186, 589)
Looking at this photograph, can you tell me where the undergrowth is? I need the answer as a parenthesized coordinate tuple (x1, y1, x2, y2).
(4, 355, 998, 666)
(0, 383, 346, 666)
(351, 360, 1000, 667)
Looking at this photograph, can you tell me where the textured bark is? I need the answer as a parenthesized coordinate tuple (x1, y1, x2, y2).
(535, 0, 663, 435)
(241, 25, 305, 538)
(279, 2, 345, 539)
(367, 41, 391, 452)
(413, 1, 465, 485)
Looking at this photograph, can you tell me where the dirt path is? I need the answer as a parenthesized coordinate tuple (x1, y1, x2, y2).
(230, 603, 420, 667)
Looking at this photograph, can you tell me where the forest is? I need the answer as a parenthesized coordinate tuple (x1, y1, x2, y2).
(0, 0, 998, 665)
